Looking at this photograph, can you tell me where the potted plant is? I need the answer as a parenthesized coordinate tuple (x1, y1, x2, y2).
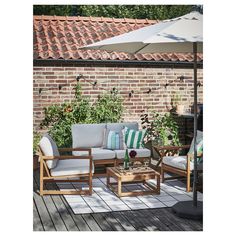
(172, 91, 185, 114)
(33, 131, 41, 170)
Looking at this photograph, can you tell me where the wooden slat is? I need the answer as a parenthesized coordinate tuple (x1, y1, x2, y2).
(164, 208, 202, 231)
(33, 179, 55, 231)
(34, 177, 67, 231)
(139, 209, 170, 231)
(119, 210, 149, 231)
(35, 171, 79, 231)
(150, 208, 184, 231)
(92, 213, 114, 231)
(110, 211, 136, 231)
(33, 200, 44, 231)
(100, 212, 126, 231)
(81, 214, 102, 231)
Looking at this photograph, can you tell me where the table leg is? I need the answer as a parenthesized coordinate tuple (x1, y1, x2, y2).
(156, 174, 160, 194)
(107, 170, 110, 186)
(117, 177, 121, 197)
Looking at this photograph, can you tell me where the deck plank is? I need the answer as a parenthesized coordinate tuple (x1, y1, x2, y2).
(33, 200, 44, 231)
(81, 214, 102, 231)
(34, 172, 78, 231)
(119, 210, 149, 231)
(150, 208, 188, 231)
(100, 212, 126, 231)
(164, 208, 203, 231)
(110, 211, 136, 231)
(140, 209, 171, 231)
(33, 180, 55, 231)
(33, 177, 67, 231)
(92, 213, 114, 231)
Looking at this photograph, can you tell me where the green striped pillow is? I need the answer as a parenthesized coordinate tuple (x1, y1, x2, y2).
(123, 127, 146, 149)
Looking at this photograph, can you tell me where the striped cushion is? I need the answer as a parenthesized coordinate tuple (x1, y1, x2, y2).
(103, 129, 124, 150)
(123, 127, 146, 149)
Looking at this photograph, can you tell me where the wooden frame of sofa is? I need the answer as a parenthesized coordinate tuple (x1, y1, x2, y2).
(39, 147, 93, 196)
(154, 145, 194, 192)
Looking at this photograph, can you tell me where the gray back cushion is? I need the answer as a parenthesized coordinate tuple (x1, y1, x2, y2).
(72, 123, 106, 148)
(106, 122, 139, 132)
(39, 134, 59, 169)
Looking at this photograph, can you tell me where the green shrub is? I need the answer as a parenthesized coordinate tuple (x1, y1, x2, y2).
(40, 84, 124, 147)
(33, 131, 41, 155)
(141, 112, 181, 146)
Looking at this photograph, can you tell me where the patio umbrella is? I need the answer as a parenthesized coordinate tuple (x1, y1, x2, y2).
(80, 11, 203, 219)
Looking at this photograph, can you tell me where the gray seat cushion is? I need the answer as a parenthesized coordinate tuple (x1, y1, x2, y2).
(51, 159, 94, 177)
(72, 123, 106, 148)
(106, 122, 138, 132)
(73, 148, 116, 160)
(39, 134, 59, 169)
(162, 155, 194, 170)
(115, 148, 151, 159)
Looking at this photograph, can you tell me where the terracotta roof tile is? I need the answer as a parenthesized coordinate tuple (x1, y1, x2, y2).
(33, 15, 203, 62)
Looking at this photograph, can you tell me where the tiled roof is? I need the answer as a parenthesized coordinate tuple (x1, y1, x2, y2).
(33, 15, 203, 62)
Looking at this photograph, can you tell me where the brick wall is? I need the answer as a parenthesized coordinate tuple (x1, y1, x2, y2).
(33, 63, 203, 143)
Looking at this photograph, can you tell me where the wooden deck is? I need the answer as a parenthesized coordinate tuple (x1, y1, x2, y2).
(33, 169, 203, 231)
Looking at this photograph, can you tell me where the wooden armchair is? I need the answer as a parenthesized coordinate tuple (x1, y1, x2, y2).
(153, 144, 203, 192)
(38, 134, 94, 196)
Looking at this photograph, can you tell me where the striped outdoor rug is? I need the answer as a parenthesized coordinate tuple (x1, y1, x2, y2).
(57, 176, 203, 214)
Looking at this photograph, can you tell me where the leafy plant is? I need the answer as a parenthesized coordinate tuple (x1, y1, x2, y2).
(141, 112, 181, 146)
(90, 90, 123, 123)
(33, 131, 41, 155)
(40, 84, 124, 147)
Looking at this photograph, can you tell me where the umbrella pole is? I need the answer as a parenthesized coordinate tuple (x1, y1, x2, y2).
(171, 42, 203, 220)
(193, 42, 198, 207)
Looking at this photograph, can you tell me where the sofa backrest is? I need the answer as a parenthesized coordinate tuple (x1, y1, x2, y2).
(72, 123, 106, 148)
(72, 122, 139, 148)
(106, 122, 138, 132)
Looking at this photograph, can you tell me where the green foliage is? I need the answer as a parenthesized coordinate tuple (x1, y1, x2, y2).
(33, 5, 197, 20)
(33, 131, 41, 155)
(90, 90, 123, 123)
(40, 85, 124, 147)
(141, 112, 180, 146)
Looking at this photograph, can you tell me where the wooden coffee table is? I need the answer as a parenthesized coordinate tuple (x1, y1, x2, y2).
(106, 166, 160, 197)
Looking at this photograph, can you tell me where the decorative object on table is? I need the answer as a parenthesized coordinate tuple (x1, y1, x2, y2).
(123, 126, 146, 149)
(133, 161, 143, 168)
(123, 149, 130, 170)
(102, 128, 124, 150)
(129, 150, 137, 158)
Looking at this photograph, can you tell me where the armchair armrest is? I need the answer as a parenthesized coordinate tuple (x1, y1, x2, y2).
(153, 145, 190, 152)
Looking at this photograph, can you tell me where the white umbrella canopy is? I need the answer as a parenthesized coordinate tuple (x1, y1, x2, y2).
(82, 11, 203, 53)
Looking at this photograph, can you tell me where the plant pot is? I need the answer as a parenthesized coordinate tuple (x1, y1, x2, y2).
(33, 155, 39, 170)
(176, 104, 185, 114)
